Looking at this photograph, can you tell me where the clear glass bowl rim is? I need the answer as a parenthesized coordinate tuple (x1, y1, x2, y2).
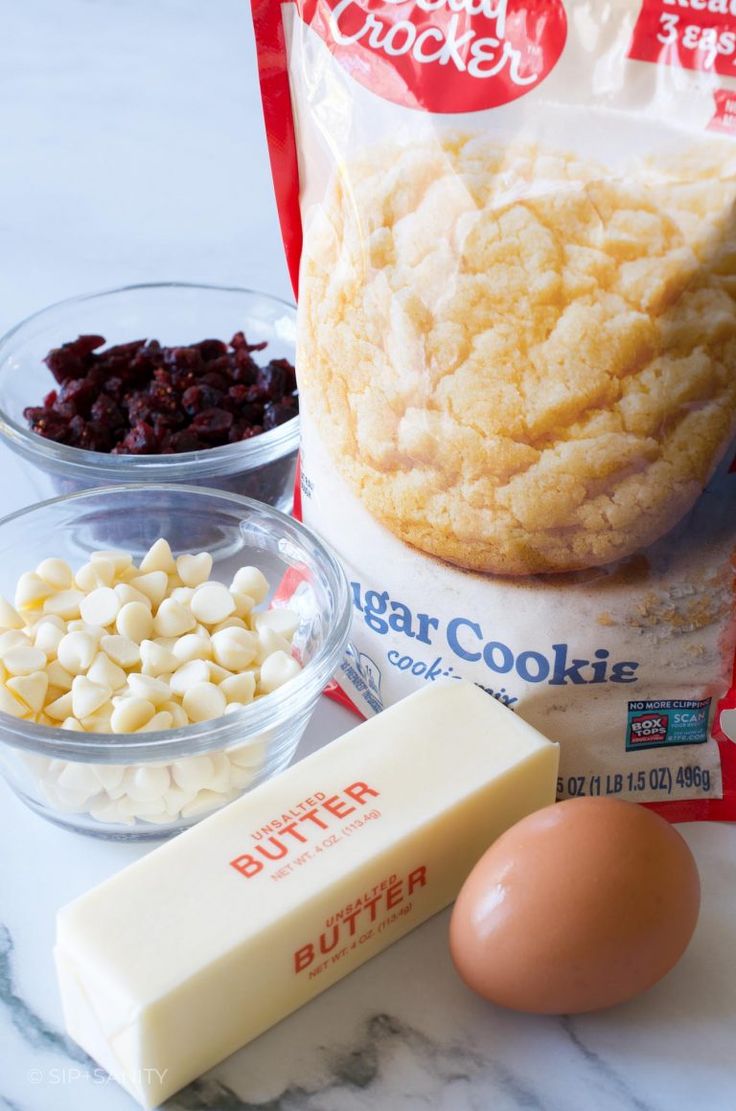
(0, 482, 352, 763)
(0, 281, 300, 476)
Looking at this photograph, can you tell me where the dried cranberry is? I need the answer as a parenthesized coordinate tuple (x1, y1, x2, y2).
(164, 346, 202, 373)
(126, 395, 154, 426)
(195, 339, 228, 361)
(91, 394, 126, 430)
(79, 421, 114, 452)
(263, 401, 297, 430)
(66, 414, 88, 446)
(231, 351, 258, 385)
(57, 376, 96, 416)
(44, 335, 103, 383)
(27, 330, 297, 454)
(189, 407, 233, 445)
(181, 384, 224, 415)
(200, 371, 229, 393)
(231, 331, 268, 353)
(204, 355, 231, 377)
(169, 429, 205, 453)
(118, 422, 159, 454)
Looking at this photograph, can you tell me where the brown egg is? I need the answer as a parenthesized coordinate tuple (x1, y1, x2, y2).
(449, 797, 700, 1014)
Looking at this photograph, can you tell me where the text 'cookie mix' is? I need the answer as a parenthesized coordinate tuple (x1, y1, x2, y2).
(251, 0, 736, 821)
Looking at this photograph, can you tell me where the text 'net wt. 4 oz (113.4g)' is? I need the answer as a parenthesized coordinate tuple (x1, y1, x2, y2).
(250, 0, 736, 820)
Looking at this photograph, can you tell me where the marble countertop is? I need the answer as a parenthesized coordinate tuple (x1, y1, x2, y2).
(1, 2, 735, 1109)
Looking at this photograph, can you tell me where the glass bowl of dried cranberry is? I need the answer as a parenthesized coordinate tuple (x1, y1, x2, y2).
(0, 283, 299, 510)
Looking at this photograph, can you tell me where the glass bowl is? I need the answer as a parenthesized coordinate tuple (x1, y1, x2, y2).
(0, 283, 299, 510)
(0, 485, 351, 840)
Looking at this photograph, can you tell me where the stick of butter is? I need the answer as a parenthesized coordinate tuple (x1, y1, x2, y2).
(55, 681, 559, 1107)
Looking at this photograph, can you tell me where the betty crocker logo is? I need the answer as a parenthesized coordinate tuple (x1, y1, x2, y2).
(297, 0, 568, 113)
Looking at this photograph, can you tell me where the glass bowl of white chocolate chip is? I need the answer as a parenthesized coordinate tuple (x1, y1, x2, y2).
(0, 484, 351, 838)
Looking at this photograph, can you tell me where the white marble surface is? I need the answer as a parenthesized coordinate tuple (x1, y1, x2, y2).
(0, 2, 735, 1109)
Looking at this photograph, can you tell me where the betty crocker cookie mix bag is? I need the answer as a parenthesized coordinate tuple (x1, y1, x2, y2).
(251, 0, 736, 820)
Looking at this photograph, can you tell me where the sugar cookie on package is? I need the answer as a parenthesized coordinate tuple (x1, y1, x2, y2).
(251, 0, 736, 822)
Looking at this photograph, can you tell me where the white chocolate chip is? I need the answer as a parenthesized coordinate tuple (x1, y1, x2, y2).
(110, 697, 156, 733)
(66, 621, 105, 640)
(182, 681, 227, 723)
(253, 608, 300, 640)
(127, 673, 171, 706)
(57, 631, 97, 675)
(15, 572, 53, 610)
(136, 711, 174, 733)
(171, 754, 214, 791)
(190, 582, 236, 625)
(163, 784, 198, 816)
(220, 671, 257, 704)
(230, 763, 257, 789)
(117, 793, 169, 819)
(36, 558, 73, 591)
(131, 572, 168, 607)
(162, 702, 190, 728)
(0, 630, 29, 655)
(231, 592, 255, 619)
(207, 662, 233, 684)
(211, 616, 247, 633)
(4, 644, 47, 676)
(169, 658, 210, 695)
(116, 602, 154, 643)
(259, 650, 302, 694)
(87, 652, 127, 692)
(139, 538, 177, 575)
(7, 671, 48, 713)
(114, 583, 153, 609)
(170, 586, 195, 606)
(0, 597, 24, 630)
(182, 789, 235, 818)
(46, 691, 74, 720)
(75, 560, 115, 592)
(172, 633, 212, 664)
(176, 552, 213, 587)
(139, 639, 178, 677)
(92, 549, 133, 574)
(93, 765, 126, 792)
(46, 659, 74, 692)
(228, 739, 267, 769)
(72, 675, 112, 719)
(255, 626, 292, 664)
(230, 566, 269, 604)
(81, 707, 113, 733)
(43, 590, 85, 620)
(100, 634, 140, 669)
(60, 718, 86, 734)
(125, 764, 171, 800)
(210, 627, 258, 671)
(89, 798, 128, 824)
(56, 762, 100, 801)
(34, 619, 65, 658)
(154, 598, 196, 638)
(80, 587, 121, 628)
(0, 685, 28, 718)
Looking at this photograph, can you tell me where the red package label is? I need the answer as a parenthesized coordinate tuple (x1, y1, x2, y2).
(628, 0, 736, 76)
(297, 0, 568, 113)
(709, 86, 736, 128)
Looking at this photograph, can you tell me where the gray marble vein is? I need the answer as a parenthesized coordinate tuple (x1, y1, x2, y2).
(0, 1097, 25, 1111)
(559, 1018, 655, 1111)
(167, 1012, 545, 1111)
(0, 924, 91, 1067)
